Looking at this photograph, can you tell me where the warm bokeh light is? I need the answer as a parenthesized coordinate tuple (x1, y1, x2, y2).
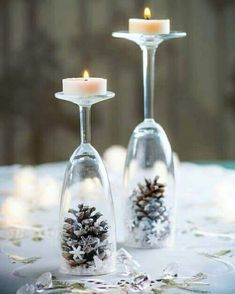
(103, 145, 127, 173)
(14, 167, 37, 202)
(13, 167, 60, 209)
(1, 198, 27, 225)
(83, 70, 89, 80)
(144, 7, 151, 19)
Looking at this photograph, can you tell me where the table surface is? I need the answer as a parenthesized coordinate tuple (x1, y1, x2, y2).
(0, 160, 235, 294)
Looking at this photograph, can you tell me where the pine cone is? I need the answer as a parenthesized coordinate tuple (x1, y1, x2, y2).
(129, 176, 170, 246)
(61, 204, 110, 268)
(134, 176, 165, 200)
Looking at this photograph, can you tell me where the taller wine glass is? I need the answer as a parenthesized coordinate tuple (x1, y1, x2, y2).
(55, 91, 116, 275)
(112, 31, 186, 248)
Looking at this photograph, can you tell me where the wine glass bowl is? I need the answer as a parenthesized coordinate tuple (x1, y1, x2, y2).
(124, 119, 175, 248)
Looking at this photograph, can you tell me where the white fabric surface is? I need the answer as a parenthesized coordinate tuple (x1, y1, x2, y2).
(0, 161, 235, 293)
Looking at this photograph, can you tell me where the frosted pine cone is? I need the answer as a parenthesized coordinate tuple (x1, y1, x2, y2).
(128, 176, 171, 247)
(61, 204, 111, 269)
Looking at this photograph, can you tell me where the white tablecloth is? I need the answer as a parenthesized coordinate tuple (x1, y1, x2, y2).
(0, 161, 235, 293)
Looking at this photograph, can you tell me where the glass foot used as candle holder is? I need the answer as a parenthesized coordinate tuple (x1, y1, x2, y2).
(55, 91, 116, 275)
(112, 31, 186, 249)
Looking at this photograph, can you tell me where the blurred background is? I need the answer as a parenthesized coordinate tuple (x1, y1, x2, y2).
(0, 0, 234, 165)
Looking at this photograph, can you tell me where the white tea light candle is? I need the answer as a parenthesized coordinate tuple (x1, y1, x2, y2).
(129, 7, 170, 34)
(63, 70, 107, 96)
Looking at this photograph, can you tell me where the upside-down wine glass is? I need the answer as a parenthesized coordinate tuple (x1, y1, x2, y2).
(112, 30, 186, 248)
(55, 90, 116, 275)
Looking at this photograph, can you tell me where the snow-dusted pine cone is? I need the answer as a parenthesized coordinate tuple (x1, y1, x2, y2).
(128, 176, 171, 247)
(61, 204, 111, 269)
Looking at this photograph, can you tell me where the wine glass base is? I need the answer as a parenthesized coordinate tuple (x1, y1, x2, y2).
(112, 31, 186, 47)
(55, 91, 115, 107)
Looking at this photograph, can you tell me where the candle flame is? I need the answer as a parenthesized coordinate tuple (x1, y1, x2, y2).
(144, 7, 151, 19)
(83, 70, 89, 80)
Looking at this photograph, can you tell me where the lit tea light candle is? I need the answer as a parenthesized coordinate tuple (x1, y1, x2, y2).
(62, 70, 107, 96)
(129, 7, 170, 34)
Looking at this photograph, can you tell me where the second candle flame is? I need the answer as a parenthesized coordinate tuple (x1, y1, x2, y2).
(144, 7, 151, 20)
(83, 70, 89, 80)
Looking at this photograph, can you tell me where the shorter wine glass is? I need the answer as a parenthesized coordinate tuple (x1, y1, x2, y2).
(55, 90, 116, 275)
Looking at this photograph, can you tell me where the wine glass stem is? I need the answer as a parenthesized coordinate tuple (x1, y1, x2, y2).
(142, 46, 157, 120)
(79, 106, 91, 144)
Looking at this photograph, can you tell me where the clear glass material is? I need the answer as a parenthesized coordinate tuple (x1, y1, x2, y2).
(55, 91, 116, 275)
(112, 31, 186, 249)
